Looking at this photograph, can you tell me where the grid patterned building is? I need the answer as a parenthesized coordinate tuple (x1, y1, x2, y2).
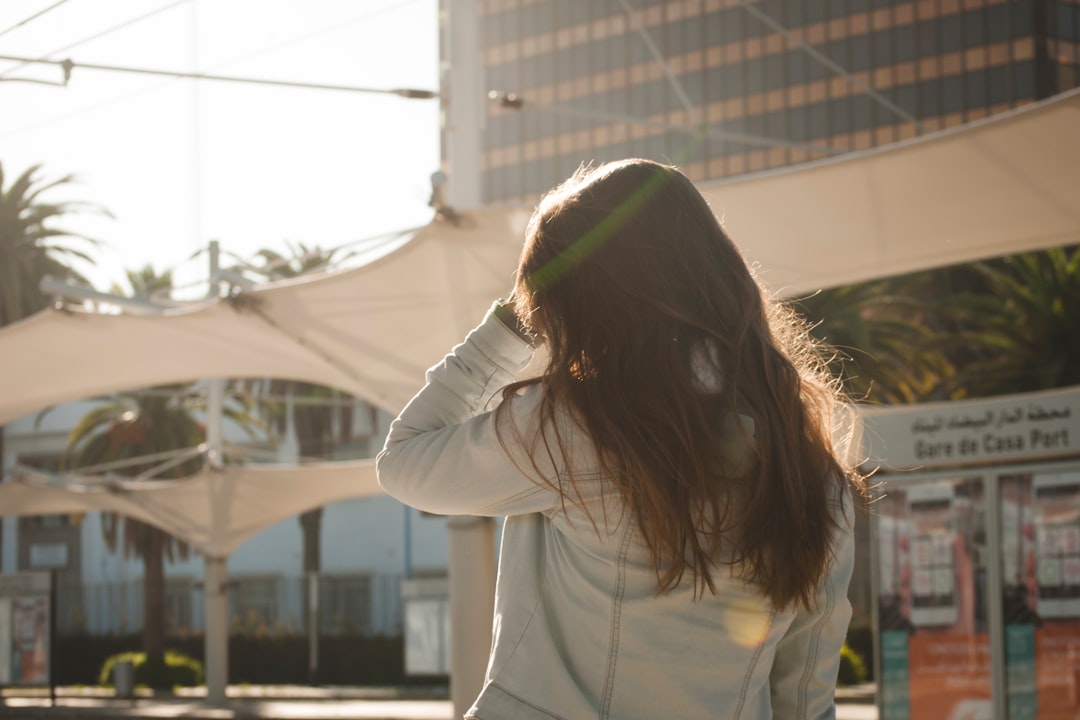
(443, 0, 1079, 205)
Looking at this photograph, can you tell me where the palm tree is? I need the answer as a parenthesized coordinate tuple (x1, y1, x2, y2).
(0, 162, 102, 325)
(113, 264, 174, 301)
(943, 245, 1080, 397)
(66, 386, 204, 678)
(62, 265, 262, 684)
(238, 243, 356, 673)
(793, 273, 957, 405)
(1, 161, 103, 575)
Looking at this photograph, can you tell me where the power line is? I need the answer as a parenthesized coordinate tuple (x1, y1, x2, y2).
(0, 0, 74, 39)
(0, 0, 192, 80)
(217, 0, 426, 75)
(0, 53, 438, 98)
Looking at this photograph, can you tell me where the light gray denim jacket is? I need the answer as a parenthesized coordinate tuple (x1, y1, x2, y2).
(377, 304, 855, 720)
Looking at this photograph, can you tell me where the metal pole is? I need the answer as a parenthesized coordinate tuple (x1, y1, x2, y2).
(404, 506, 413, 580)
(204, 239, 229, 706)
(446, 516, 496, 718)
(984, 474, 1007, 720)
(204, 555, 228, 706)
(308, 572, 319, 685)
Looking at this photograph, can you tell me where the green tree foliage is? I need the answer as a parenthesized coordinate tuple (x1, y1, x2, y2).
(794, 273, 956, 405)
(61, 265, 263, 683)
(65, 385, 203, 682)
(0, 161, 103, 577)
(796, 245, 1080, 404)
(943, 246, 1080, 397)
(0, 162, 102, 326)
(239, 242, 359, 670)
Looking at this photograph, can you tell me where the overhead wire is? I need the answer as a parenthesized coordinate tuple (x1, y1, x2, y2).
(0, 53, 437, 97)
(0, 0, 74, 40)
(0, 0, 436, 140)
(0, 0, 192, 79)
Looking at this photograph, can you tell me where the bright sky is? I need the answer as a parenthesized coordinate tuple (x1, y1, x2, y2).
(0, 0, 440, 297)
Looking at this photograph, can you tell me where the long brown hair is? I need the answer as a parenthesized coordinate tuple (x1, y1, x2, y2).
(499, 159, 866, 610)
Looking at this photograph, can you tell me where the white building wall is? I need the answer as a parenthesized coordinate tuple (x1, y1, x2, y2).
(2, 397, 452, 638)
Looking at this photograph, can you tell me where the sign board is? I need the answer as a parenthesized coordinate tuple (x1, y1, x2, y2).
(861, 387, 1079, 471)
(0, 571, 53, 687)
(401, 578, 450, 676)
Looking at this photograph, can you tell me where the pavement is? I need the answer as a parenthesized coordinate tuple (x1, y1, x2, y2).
(0, 684, 878, 719)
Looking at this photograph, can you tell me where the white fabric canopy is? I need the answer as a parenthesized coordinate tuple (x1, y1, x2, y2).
(2, 89, 1078, 428)
(703, 87, 1080, 294)
(1, 460, 380, 556)
(0, 205, 533, 425)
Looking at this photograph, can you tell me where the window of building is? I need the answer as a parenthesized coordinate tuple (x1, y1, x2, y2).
(940, 13, 963, 53)
(987, 4, 1010, 43)
(320, 574, 372, 635)
(165, 577, 194, 634)
(718, 63, 743, 100)
(830, 97, 852, 134)
(988, 65, 1011, 105)
(807, 100, 829, 139)
(917, 19, 939, 56)
(965, 69, 989, 110)
(894, 84, 919, 120)
(764, 54, 785, 92)
(785, 0, 804, 27)
(788, 105, 809, 141)
(765, 109, 787, 141)
(745, 58, 765, 94)
(964, 7, 988, 47)
(1059, 4, 1079, 43)
(894, 24, 916, 64)
(943, 74, 965, 114)
(230, 575, 280, 630)
(873, 29, 894, 70)
(918, 77, 944, 118)
(719, 7, 743, 44)
(1010, 1, 1034, 38)
(851, 34, 872, 72)
(852, 96, 874, 132)
(1012, 59, 1036, 100)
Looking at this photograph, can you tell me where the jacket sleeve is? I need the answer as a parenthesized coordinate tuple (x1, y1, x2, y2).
(376, 302, 561, 517)
(769, 495, 856, 720)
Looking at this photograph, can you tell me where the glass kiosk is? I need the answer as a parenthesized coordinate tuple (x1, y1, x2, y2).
(861, 386, 1080, 720)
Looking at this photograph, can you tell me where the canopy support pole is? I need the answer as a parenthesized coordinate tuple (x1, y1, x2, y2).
(204, 555, 229, 706)
(204, 240, 230, 707)
(447, 516, 495, 718)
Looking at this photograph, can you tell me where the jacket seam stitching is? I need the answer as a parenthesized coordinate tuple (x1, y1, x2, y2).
(731, 607, 775, 720)
(598, 521, 633, 719)
(797, 579, 835, 718)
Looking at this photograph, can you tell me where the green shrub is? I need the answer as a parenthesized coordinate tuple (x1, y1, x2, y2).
(837, 642, 867, 686)
(99, 650, 204, 689)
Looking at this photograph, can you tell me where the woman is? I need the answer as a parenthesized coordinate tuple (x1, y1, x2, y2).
(377, 159, 866, 719)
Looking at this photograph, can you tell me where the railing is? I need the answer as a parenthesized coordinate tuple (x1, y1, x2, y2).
(51, 572, 404, 638)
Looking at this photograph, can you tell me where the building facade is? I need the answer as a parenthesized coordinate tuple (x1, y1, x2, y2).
(448, 0, 1079, 205)
(1, 393, 449, 640)
(438, 0, 1080, 638)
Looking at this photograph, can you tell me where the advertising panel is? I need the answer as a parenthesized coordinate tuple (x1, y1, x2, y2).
(1001, 471, 1080, 720)
(876, 477, 990, 720)
(0, 571, 52, 688)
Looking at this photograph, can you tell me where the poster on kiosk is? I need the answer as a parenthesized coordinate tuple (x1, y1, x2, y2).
(1000, 470, 1080, 720)
(876, 477, 990, 720)
(864, 386, 1080, 720)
